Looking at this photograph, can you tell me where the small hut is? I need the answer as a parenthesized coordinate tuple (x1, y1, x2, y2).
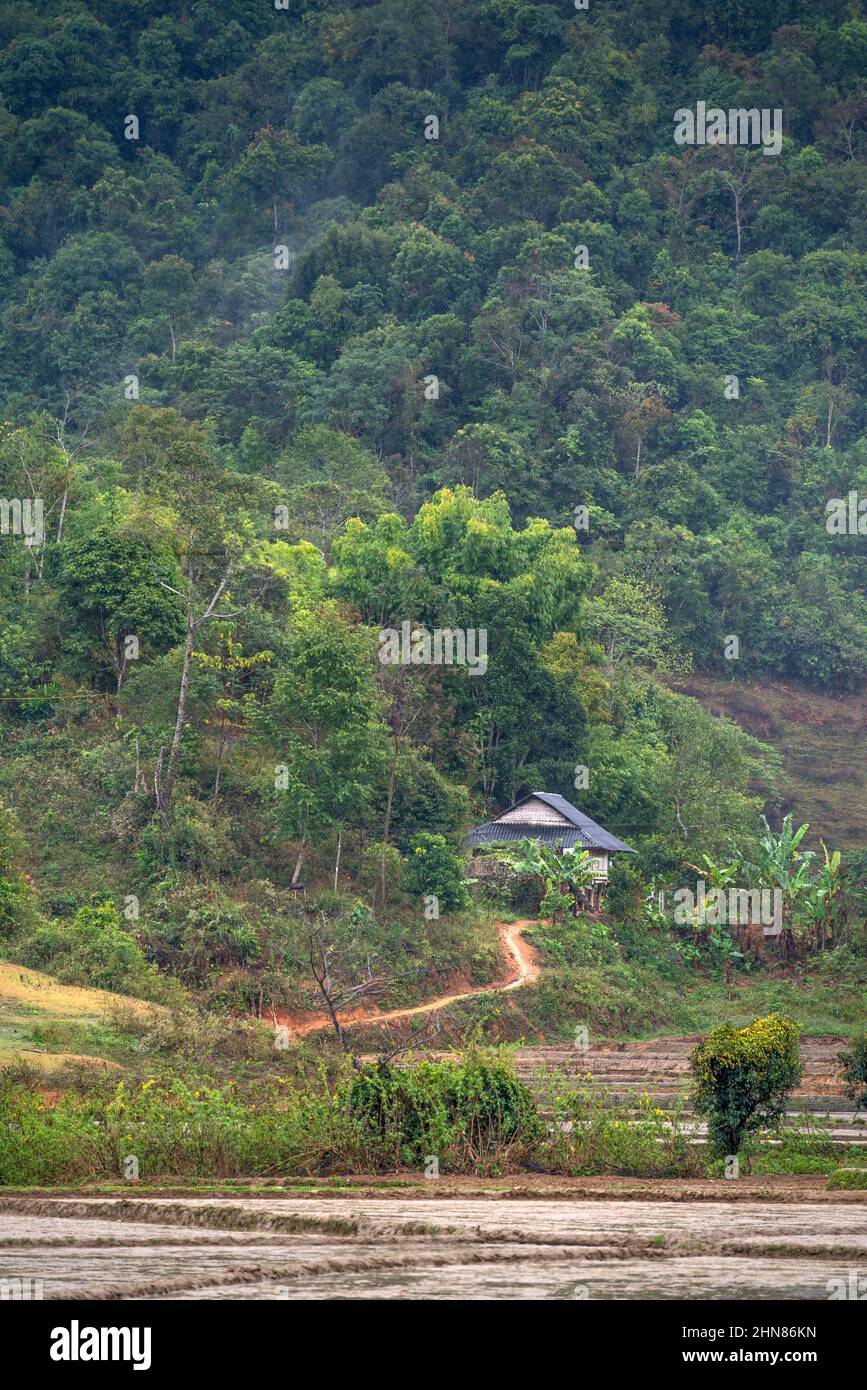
(465, 791, 635, 906)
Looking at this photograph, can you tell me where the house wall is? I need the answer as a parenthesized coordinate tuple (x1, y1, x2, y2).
(497, 797, 570, 825)
(588, 853, 609, 880)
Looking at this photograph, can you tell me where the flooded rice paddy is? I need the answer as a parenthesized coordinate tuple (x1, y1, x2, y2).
(1, 1187, 865, 1300)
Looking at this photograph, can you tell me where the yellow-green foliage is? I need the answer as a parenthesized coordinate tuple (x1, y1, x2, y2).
(691, 1013, 802, 1157)
(692, 1014, 801, 1083)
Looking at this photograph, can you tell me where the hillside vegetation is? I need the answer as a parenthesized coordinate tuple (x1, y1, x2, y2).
(0, 0, 865, 1076)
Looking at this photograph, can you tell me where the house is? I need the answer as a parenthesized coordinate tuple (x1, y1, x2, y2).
(464, 792, 635, 894)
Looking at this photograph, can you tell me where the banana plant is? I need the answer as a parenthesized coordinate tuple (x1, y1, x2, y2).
(751, 815, 815, 907)
(509, 838, 596, 918)
(684, 853, 741, 888)
(801, 840, 842, 950)
(682, 854, 741, 942)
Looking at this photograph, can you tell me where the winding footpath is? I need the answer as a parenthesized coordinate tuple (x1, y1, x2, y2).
(281, 919, 540, 1038)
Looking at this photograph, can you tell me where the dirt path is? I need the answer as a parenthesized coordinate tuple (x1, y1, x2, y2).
(281, 919, 540, 1038)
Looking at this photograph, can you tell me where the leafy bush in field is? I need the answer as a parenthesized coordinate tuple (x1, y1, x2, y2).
(342, 1052, 541, 1172)
(21, 902, 176, 1002)
(0, 1074, 331, 1184)
(0, 1053, 542, 1182)
(691, 1014, 802, 1157)
(2, 1040, 843, 1183)
(838, 1033, 867, 1111)
(538, 1077, 703, 1178)
(730, 1111, 846, 1176)
(402, 833, 469, 913)
(827, 1167, 867, 1191)
(0, 1077, 96, 1186)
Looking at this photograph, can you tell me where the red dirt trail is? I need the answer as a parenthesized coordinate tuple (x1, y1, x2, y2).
(276, 919, 540, 1038)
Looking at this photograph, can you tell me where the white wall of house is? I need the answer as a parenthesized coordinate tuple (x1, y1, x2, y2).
(588, 853, 609, 881)
(497, 797, 570, 825)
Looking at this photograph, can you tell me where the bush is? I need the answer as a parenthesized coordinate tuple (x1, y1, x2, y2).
(691, 1013, 802, 1157)
(0, 1074, 331, 1184)
(529, 916, 619, 968)
(341, 1051, 541, 1172)
(21, 902, 173, 1002)
(838, 1033, 867, 1111)
(137, 797, 237, 875)
(538, 1077, 703, 1178)
(0, 1054, 541, 1182)
(402, 832, 469, 913)
(827, 1167, 867, 1191)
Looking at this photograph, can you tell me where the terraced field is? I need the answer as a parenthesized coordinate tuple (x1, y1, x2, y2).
(671, 675, 867, 850)
(513, 1037, 850, 1108)
(1, 1185, 866, 1300)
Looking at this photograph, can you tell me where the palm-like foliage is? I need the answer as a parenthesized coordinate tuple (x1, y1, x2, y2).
(685, 819, 841, 953)
(744, 815, 815, 917)
(507, 838, 597, 917)
(683, 853, 741, 889)
(801, 841, 842, 949)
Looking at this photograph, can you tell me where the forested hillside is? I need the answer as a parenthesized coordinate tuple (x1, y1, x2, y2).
(1, 0, 866, 1042)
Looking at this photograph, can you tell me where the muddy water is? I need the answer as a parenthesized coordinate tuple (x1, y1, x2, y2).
(149, 1257, 856, 1301)
(75, 1194, 867, 1248)
(2, 1196, 865, 1301)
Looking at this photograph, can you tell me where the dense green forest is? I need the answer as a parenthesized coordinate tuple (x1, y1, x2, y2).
(0, 0, 866, 1046)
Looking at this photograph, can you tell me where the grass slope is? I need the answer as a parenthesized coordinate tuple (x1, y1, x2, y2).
(671, 676, 867, 850)
(0, 959, 162, 1072)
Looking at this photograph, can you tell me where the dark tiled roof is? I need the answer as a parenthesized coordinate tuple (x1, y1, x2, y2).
(464, 791, 635, 854)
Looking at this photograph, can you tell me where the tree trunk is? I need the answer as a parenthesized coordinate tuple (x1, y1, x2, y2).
(334, 829, 342, 893)
(213, 709, 227, 804)
(56, 490, 68, 544)
(159, 621, 194, 817)
(380, 734, 400, 905)
(291, 841, 306, 886)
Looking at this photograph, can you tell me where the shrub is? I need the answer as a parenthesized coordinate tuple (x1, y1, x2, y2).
(137, 797, 237, 875)
(529, 916, 619, 968)
(0, 1075, 331, 1184)
(827, 1167, 867, 1191)
(0, 1055, 541, 1182)
(341, 1051, 540, 1172)
(691, 1013, 802, 1157)
(21, 902, 173, 1002)
(402, 832, 469, 913)
(838, 1033, 867, 1111)
(538, 1077, 703, 1178)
